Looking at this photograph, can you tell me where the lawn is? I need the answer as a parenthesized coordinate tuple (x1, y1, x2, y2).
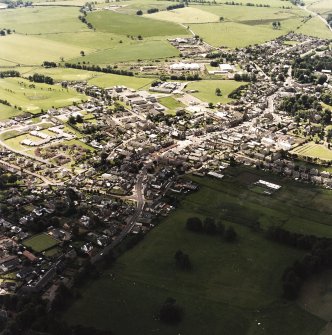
(88, 73, 153, 89)
(291, 142, 332, 161)
(186, 80, 248, 104)
(0, 77, 87, 114)
(23, 233, 59, 253)
(86, 10, 189, 37)
(64, 167, 331, 335)
(158, 96, 185, 114)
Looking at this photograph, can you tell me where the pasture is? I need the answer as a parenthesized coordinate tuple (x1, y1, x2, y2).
(0, 104, 24, 120)
(70, 39, 179, 64)
(23, 233, 59, 253)
(86, 10, 189, 37)
(64, 167, 332, 335)
(291, 142, 332, 161)
(186, 80, 247, 104)
(0, 77, 86, 114)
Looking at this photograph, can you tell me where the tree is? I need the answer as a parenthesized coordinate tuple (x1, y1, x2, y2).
(186, 217, 202, 232)
(159, 298, 183, 324)
(174, 250, 191, 270)
(80, 50, 85, 57)
(136, 9, 143, 15)
(225, 226, 237, 242)
(208, 102, 214, 109)
(203, 217, 217, 234)
(215, 88, 222, 96)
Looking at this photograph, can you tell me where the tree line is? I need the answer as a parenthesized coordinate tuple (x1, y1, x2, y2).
(64, 63, 134, 76)
(28, 73, 54, 85)
(267, 226, 332, 300)
(0, 70, 20, 78)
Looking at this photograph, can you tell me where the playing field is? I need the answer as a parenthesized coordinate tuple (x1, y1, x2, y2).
(88, 73, 153, 89)
(186, 80, 247, 104)
(291, 142, 332, 161)
(0, 77, 87, 114)
(158, 96, 185, 114)
(64, 167, 332, 334)
(23, 233, 59, 253)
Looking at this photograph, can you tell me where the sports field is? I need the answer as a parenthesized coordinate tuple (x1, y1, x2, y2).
(0, 78, 87, 114)
(158, 96, 185, 114)
(291, 142, 332, 161)
(64, 167, 332, 334)
(187, 80, 247, 104)
(23, 233, 59, 253)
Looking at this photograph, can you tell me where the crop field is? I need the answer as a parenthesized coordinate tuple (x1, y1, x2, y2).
(86, 10, 189, 37)
(64, 167, 332, 335)
(291, 142, 332, 161)
(0, 78, 87, 114)
(0, 6, 87, 34)
(186, 80, 247, 104)
(70, 39, 179, 64)
(23, 233, 59, 253)
(88, 73, 153, 89)
(0, 34, 87, 66)
(146, 7, 220, 24)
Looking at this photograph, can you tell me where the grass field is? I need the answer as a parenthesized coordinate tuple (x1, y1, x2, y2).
(0, 34, 88, 66)
(0, 77, 87, 114)
(158, 96, 185, 114)
(186, 80, 247, 104)
(70, 39, 179, 64)
(23, 233, 59, 253)
(0, 104, 24, 120)
(146, 7, 220, 24)
(291, 142, 332, 161)
(88, 73, 153, 89)
(64, 167, 332, 334)
(297, 16, 332, 39)
(87, 10, 189, 37)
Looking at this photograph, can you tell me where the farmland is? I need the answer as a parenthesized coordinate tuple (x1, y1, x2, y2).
(64, 167, 332, 335)
(186, 80, 247, 104)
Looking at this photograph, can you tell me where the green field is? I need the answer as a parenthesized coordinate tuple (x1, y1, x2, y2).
(0, 103, 24, 120)
(291, 142, 332, 161)
(23, 233, 59, 253)
(70, 39, 179, 64)
(0, 77, 87, 114)
(146, 6, 220, 24)
(187, 80, 247, 104)
(87, 10, 189, 37)
(64, 167, 332, 334)
(158, 96, 185, 114)
(88, 73, 153, 89)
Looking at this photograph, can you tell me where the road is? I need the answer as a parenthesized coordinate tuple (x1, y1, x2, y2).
(300, 3, 332, 33)
(91, 169, 146, 263)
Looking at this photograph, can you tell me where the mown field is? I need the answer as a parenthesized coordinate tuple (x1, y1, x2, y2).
(186, 80, 247, 104)
(291, 142, 332, 161)
(0, 77, 86, 114)
(23, 233, 59, 253)
(64, 166, 332, 335)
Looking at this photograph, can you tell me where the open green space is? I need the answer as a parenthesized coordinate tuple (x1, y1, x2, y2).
(0, 34, 87, 66)
(297, 16, 332, 39)
(0, 77, 87, 114)
(146, 6, 220, 24)
(291, 142, 332, 161)
(186, 80, 247, 104)
(88, 73, 153, 89)
(64, 167, 332, 334)
(23, 233, 59, 253)
(0, 6, 87, 34)
(87, 10, 189, 37)
(70, 39, 179, 64)
(158, 96, 185, 114)
(0, 103, 24, 120)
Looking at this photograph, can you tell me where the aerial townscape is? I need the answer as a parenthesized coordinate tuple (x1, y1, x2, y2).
(0, 0, 331, 333)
